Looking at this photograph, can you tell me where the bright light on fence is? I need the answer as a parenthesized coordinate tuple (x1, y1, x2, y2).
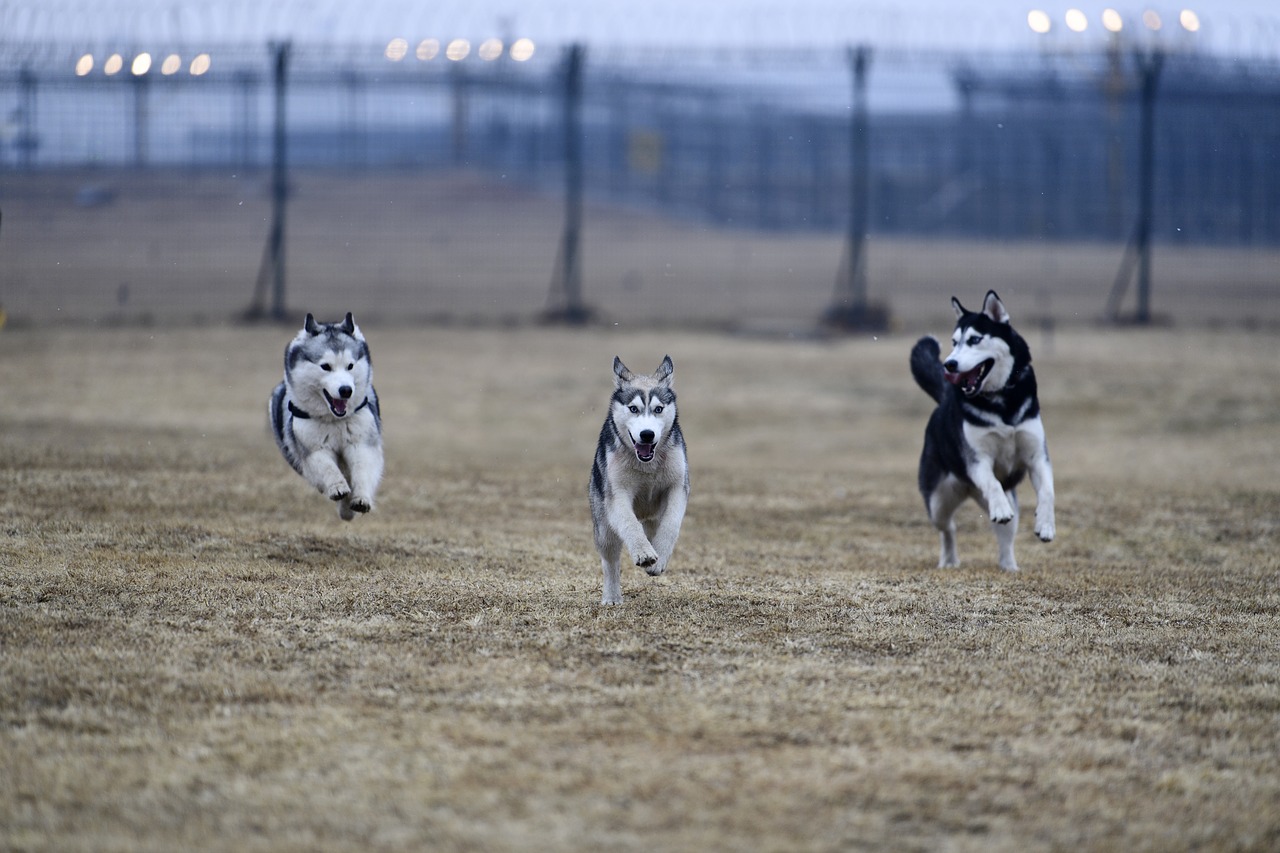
(478, 38, 503, 61)
(510, 38, 535, 62)
(190, 53, 211, 76)
(1065, 9, 1088, 32)
(75, 54, 94, 76)
(1142, 9, 1162, 30)
(1180, 9, 1201, 32)
(1027, 10, 1052, 34)
(446, 39, 470, 61)
(131, 53, 152, 75)
(161, 54, 181, 75)
(385, 38, 408, 61)
(416, 39, 439, 61)
(1102, 9, 1124, 32)
(104, 53, 123, 75)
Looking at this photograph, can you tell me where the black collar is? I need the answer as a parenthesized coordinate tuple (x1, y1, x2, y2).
(288, 398, 369, 420)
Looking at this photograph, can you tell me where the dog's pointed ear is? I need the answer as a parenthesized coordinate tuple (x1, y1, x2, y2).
(982, 290, 1010, 324)
(654, 355, 674, 384)
(950, 297, 966, 320)
(304, 313, 320, 335)
(341, 312, 356, 335)
(613, 356, 633, 387)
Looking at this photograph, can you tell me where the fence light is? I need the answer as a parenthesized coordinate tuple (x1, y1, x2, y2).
(1027, 10, 1052, 34)
(131, 53, 152, 76)
(75, 54, 94, 76)
(1142, 9, 1162, 30)
(446, 39, 470, 61)
(478, 38, 503, 61)
(104, 53, 124, 75)
(1065, 9, 1088, 32)
(190, 53, 211, 76)
(1179, 9, 1200, 32)
(161, 54, 181, 75)
(385, 38, 408, 61)
(1102, 9, 1124, 32)
(510, 38, 535, 62)
(416, 39, 440, 61)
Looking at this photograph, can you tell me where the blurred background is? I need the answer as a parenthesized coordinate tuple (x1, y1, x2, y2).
(1, 0, 1278, 331)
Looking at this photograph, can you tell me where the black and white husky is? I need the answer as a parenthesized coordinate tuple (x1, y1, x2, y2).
(269, 313, 383, 520)
(589, 356, 689, 605)
(910, 291, 1055, 571)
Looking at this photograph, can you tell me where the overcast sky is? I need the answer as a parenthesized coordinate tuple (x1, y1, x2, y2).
(4, 1, 1279, 58)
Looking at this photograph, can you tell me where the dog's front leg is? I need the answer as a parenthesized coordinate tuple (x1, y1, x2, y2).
(343, 441, 384, 515)
(607, 494, 658, 569)
(969, 464, 1014, 525)
(299, 450, 351, 502)
(645, 488, 687, 577)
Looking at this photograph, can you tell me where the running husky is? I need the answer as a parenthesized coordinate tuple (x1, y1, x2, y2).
(910, 291, 1055, 571)
(269, 312, 383, 520)
(589, 355, 689, 605)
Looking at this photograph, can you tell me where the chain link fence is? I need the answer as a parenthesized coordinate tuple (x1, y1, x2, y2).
(2, 38, 1279, 328)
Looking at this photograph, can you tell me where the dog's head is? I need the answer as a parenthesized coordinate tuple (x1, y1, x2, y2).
(943, 291, 1018, 397)
(286, 312, 372, 419)
(610, 355, 677, 463)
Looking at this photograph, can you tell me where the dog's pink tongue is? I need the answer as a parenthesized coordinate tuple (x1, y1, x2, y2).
(331, 398, 347, 415)
(943, 370, 963, 386)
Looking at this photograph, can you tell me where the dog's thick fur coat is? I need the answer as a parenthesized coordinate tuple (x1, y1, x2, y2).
(589, 356, 689, 605)
(911, 291, 1055, 571)
(269, 312, 383, 520)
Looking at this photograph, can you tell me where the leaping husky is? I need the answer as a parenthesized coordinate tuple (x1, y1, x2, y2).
(910, 291, 1055, 571)
(269, 312, 383, 520)
(589, 355, 689, 605)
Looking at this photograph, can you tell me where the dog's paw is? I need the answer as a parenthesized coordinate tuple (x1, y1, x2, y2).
(349, 496, 372, 514)
(325, 482, 352, 502)
(644, 561, 667, 578)
(600, 593, 623, 606)
(634, 546, 659, 570)
(1035, 518, 1055, 542)
(989, 502, 1014, 525)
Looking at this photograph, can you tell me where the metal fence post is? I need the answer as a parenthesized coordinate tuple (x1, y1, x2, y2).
(245, 41, 292, 322)
(823, 45, 887, 332)
(545, 43, 591, 324)
(1107, 49, 1164, 324)
(17, 68, 37, 170)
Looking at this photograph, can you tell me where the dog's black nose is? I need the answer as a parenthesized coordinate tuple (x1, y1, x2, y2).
(943, 360, 958, 373)
(339, 385, 353, 399)
(639, 429, 655, 443)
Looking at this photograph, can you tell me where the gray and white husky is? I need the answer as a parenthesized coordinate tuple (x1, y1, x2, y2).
(589, 355, 689, 605)
(910, 291, 1055, 571)
(269, 312, 383, 520)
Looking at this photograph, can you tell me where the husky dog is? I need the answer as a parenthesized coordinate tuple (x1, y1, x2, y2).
(910, 291, 1055, 571)
(589, 355, 689, 605)
(269, 312, 383, 520)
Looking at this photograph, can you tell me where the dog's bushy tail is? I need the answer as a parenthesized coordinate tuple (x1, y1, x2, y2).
(910, 336, 947, 404)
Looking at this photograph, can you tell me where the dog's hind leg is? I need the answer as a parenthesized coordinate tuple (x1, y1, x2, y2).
(993, 489, 1019, 571)
(598, 533, 624, 605)
(927, 476, 967, 568)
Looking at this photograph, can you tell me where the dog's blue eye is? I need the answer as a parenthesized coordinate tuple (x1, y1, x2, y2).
(967, 336, 982, 346)
(321, 363, 332, 371)
(653, 406, 664, 414)
(346, 363, 354, 370)
(628, 405, 640, 413)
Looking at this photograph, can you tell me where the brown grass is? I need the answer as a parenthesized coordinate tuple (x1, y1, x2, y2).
(1, 322, 1278, 851)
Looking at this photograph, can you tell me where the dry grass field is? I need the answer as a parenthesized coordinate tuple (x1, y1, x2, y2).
(2, 319, 1278, 851)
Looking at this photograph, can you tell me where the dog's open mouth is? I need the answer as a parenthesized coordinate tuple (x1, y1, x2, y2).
(323, 390, 349, 417)
(945, 359, 994, 396)
(633, 441, 656, 463)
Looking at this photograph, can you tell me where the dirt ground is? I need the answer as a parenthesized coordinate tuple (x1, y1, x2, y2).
(3, 169, 1279, 331)
(1, 320, 1278, 851)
